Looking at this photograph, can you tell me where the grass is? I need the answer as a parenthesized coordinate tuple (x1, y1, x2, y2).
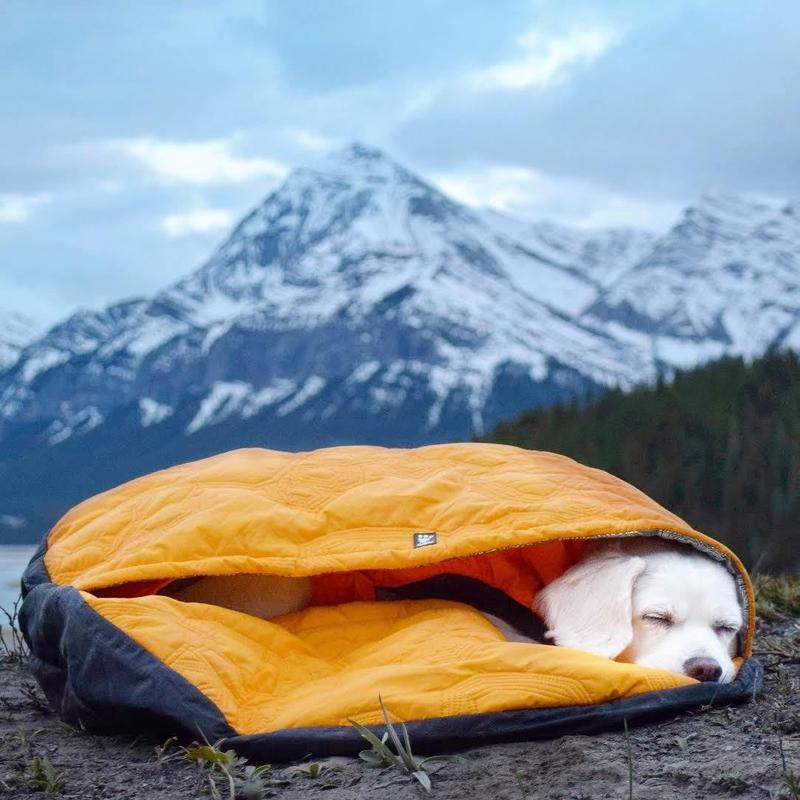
(671, 733, 697, 751)
(785, 773, 800, 800)
(155, 699, 451, 796)
(283, 759, 346, 781)
(754, 575, 800, 622)
(24, 756, 66, 794)
(780, 738, 800, 800)
(514, 770, 529, 800)
(156, 735, 285, 799)
(0, 728, 44, 748)
(623, 718, 634, 800)
(753, 575, 800, 670)
(0, 755, 66, 795)
(0, 596, 29, 662)
(350, 696, 458, 794)
(19, 680, 50, 714)
(0, 725, 58, 793)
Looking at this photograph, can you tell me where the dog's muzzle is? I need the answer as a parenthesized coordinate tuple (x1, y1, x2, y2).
(683, 657, 722, 682)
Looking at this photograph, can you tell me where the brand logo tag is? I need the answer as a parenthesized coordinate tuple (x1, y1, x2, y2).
(413, 532, 437, 548)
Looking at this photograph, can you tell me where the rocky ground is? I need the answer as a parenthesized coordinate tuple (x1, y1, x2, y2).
(1, 592, 798, 800)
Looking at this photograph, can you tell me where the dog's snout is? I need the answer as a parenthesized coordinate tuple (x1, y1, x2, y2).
(683, 657, 722, 682)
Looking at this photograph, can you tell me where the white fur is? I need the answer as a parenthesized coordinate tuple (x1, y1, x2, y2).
(534, 542, 744, 683)
(533, 550, 647, 658)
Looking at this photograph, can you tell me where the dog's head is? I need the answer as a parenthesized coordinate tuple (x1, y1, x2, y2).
(533, 544, 743, 683)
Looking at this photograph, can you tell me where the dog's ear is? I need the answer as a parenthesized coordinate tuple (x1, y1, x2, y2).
(533, 551, 646, 659)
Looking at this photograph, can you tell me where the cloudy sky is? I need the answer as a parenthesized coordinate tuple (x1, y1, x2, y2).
(2, 0, 799, 326)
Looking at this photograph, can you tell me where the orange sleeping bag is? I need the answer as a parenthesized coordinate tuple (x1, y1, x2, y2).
(20, 443, 761, 758)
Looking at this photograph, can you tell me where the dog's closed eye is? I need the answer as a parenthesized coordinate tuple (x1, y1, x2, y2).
(713, 622, 739, 636)
(642, 612, 674, 627)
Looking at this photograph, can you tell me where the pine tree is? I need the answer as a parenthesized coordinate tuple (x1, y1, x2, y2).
(486, 351, 800, 574)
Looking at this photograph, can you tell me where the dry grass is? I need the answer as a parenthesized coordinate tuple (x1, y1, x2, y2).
(0, 596, 28, 663)
(754, 575, 800, 622)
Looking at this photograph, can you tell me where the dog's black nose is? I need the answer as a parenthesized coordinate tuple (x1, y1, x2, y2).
(683, 657, 722, 682)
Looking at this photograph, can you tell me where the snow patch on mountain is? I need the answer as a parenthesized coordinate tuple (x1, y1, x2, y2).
(46, 406, 104, 445)
(244, 380, 297, 417)
(139, 397, 174, 427)
(186, 381, 252, 433)
(21, 349, 70, 384)
(0, 312, 44, 371)
(277, 376, 326, 417)
(124, 316, 187, 359)
(348, 361, 381, 384)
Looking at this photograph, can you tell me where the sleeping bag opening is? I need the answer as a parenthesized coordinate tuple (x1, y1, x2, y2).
(88, 531, 748, 661)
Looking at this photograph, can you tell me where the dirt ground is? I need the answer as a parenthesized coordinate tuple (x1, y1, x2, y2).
(1, 616, 798, 800)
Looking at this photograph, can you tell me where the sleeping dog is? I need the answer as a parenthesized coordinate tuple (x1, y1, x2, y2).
(163, 539, 743, 684)
(534, 540, 743, 683)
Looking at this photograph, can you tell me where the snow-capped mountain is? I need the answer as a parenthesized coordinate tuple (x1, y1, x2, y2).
(0, 312, 41, 371)
(1, 144, 799, 543)
(583, 194, 800, 368)
(0, 144, 653, 451)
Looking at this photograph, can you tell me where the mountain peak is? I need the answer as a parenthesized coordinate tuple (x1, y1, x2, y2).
(691, 192, 780, 224)
(207, 140, 472, 282)
(324, 141, 393, 168)
(336, 141, 391, 164)
(293, 141, 413, 186)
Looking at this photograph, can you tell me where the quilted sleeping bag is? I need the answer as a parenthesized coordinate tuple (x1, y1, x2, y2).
(20, 443, 762, 759)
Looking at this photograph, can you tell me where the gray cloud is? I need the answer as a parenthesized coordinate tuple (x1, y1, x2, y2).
(394, 0, 800, 200)
(261, 0, 532, 92)
(1, 0, 799, 326)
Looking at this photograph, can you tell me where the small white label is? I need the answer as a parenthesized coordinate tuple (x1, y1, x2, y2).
(413, 532, 437, 548)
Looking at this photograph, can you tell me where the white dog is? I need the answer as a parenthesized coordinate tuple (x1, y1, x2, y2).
(164, 540, 743, 684)
(534, 541, 744, 683)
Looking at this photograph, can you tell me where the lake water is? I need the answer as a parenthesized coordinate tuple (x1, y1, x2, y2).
(0, 545, 36, 622)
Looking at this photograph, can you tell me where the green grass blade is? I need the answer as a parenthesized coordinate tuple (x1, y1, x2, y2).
(378, 695, 415, 771)
(412, 769, 433, 794)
